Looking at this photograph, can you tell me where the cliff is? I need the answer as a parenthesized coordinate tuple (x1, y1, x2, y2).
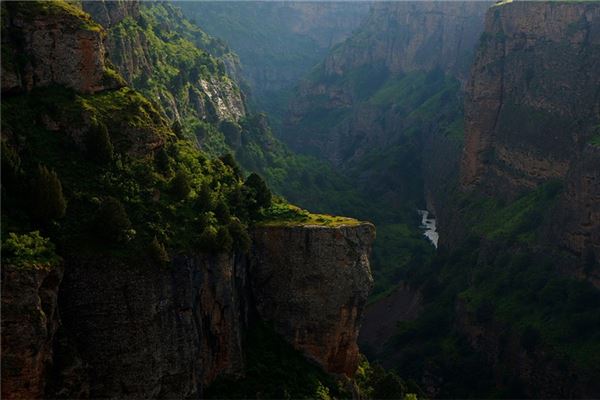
(323, 1, 490, 82)
(251, 224, 375, 376)
(1, 2, 375, 398)
(460, 1, 600, 261)
(1, 2, 123, 94)
(82, 1, 245, 138)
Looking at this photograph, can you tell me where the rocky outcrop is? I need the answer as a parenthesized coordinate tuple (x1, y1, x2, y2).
(324, 2, 491, 82)
(1, 262, 63, 400)
(251, 223, 375, 376)
(82, 1, 246, 125)
(81, 0, 139, 28)
(461, 1, 600, 195)
(459, 1, 600, 265)
(1, 2, 121, 95)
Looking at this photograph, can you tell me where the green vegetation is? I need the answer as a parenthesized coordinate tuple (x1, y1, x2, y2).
(376, 184, 600, 397)
(2, 231, 60, 269)
(258, 199, 362, 228)
(29, 165, 67, 224)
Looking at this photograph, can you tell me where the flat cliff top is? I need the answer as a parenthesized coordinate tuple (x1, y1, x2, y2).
(257, 202, 369, 228)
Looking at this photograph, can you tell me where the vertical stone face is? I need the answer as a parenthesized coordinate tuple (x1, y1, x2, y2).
(1, 3, 121, 95)
(250, 223, 375, 376)
(57, 254, 247, 398)
(460, 2, 600, 195)
(1, 263, 63, 400)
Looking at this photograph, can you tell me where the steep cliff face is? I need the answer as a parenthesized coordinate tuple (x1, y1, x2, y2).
(251, 223, 375, 376)
(284, 2, 489, 172)
(57, 254, 247, 398)
(324, 1, 490, 82)
(82, 0, 245, 132)
(460, 1, 600, 262)
(1, 2, 122, 94)
(1, 262, 63, 400)
(461, 1, 600, 194)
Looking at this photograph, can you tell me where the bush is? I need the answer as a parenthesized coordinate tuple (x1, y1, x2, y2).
(87, 123, 114, 164)
(219, 120, 242, 148)
(170, 170, 191, 200)
(215, 199, 231, 224)
(2, 231, 59, 268)
(94, 197, 132, 243)
(195, 182, 214, 212)
(1, 140, 21, 189)
(216, 225, 233, 252)
(29, 165, 67, 223)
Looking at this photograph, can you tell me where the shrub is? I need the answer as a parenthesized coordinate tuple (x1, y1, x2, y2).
(219, 120, 242, 148)
(87, 123, 114, 164)
(94, 197, 132, 243)
(216, 225, 233, 252)
(29, 165, 67, 223)
(2, 231, 59, 268)
(215, 199, 231, 224)
(170, 170, 191, 200)
(1, 140, 21, 189)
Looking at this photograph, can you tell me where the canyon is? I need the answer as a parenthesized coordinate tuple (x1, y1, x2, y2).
(2, 0, 600, 399)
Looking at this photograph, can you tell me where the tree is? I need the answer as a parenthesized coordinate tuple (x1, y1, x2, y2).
(95, 197, 132, 243)
(155, 147, 170, 174)
(30, 165, 67, 223)
(215, 199, 231, 224)
(87, 123, 114, 165)
(216, 225, 233, 252)
(195, 182, 214, 212)
(228, 219, 250, 253)
(219, 153, 242, 178)
(244, 173, 272, 217)
(170, 170, 191, 200)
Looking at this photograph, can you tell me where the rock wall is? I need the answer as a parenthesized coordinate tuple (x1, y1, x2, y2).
(82, 0, 246, 124)
(461, 1, 600, 194)
(1, 2, 121, 94)
(1, 263, 63, 400)
(459, 1, 600, 263)
(251, 224, 375, 376)
(56, 254, 247, 398)
(323, 1, 491, 82)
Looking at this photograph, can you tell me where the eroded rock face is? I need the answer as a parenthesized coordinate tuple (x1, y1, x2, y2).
(461, 1, 600, 195)
(57, 254, 247, 398)
(1, 263, 63, 400)
(1, 3, 120, 94)
(81, 0, 139, 28)
(82, 0, 246, 124)
(250, 223, 375, 376)
(323, 2, 490, 81)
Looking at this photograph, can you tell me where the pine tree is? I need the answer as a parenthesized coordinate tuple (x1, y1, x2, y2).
(155, 147, 170, 174)
(87, 124, 114, 165)
(30, 165, 67, 223)
(95, 197, 132, 243)
(244, 172, 272, 218)
(170, 170, 191, 200)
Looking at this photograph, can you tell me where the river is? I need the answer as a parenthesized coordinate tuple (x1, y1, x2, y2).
(417, 209, 438, 248)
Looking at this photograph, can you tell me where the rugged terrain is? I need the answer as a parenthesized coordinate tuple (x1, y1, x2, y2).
(0, 2, 377, 398)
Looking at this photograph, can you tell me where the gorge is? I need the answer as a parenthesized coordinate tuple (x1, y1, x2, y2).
(2, 1, 600, 399)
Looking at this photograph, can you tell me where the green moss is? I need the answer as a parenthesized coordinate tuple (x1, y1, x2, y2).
(258, 199, 364, 228)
